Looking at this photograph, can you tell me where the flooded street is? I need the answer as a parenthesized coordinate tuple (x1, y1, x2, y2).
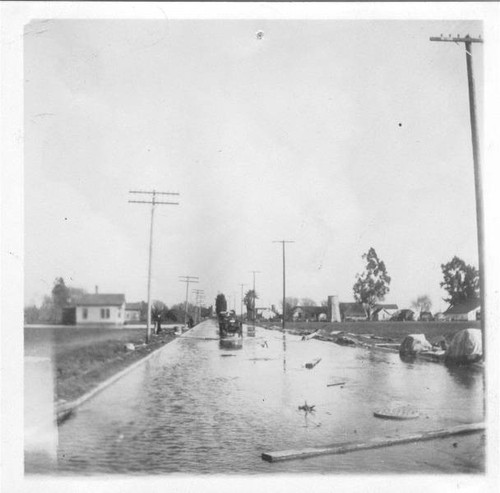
(27, 320, 485, 475)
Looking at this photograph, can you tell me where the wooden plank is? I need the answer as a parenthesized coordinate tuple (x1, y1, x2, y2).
(261, 422, 485, 462)
(305, 358, 322, 369)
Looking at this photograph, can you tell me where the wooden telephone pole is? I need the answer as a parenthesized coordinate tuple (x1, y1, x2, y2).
(273, 240, 294, 372)
(193, 289, 205, 324)
(239, 283, 246, 322)
(129, 190, 179, 343)
(430, 34, 485, 357)
(179, 276, 199, 328)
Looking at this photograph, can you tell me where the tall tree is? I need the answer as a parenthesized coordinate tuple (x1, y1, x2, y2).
(440, 256, 479, 306)
(24, 305, 40, 324)
(45, 278, 70, 324)
(353, 247, 391, 320)
(215, 293, 228, 316)
(51, 277, 70, 323)
(151, 300, 168, 321)
(170, 302, 196, 322)
(411, 295, 432, 315)
(38, 295, 57, 323)
(243, 290, 258, 320)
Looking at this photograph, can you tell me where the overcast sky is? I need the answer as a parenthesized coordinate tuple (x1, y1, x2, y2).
(24, 19, 483, 313)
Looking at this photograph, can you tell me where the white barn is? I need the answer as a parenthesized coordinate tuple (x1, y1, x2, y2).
(75, 293, 126, 325)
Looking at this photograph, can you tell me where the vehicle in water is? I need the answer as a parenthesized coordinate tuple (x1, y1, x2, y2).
(218, 311, 243, 339)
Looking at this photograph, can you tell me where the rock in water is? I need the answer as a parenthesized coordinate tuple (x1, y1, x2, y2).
(399, 334, 432, 355)
(445, 328, 482, 365)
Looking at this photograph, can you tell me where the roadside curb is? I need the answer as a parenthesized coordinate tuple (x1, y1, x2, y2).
(56, 335, 179, 424)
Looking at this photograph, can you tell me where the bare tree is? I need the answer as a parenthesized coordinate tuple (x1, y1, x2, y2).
(411, 295, 432, 315)
(300, 298, 317, 307)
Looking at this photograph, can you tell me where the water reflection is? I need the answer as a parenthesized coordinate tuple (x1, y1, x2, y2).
(219, 339, 243, 350)
(446, 365, 484, 389)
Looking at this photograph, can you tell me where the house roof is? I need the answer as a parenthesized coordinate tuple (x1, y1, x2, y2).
(126, 302, 143, 311)
(293, 306, 327, 315)
(75, 294, 126, 307)
(444, 298, 481, 315)
(373, 304, 398, 312)
(257, 307, 277, 313)
(339, 303, 367, 317)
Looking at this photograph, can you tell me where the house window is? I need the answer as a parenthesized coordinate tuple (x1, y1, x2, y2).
(101, 308, 110, 319)
(83, 308, 88, 319)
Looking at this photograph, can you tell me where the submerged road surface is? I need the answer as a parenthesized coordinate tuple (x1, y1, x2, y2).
(27, 320, 485, 474)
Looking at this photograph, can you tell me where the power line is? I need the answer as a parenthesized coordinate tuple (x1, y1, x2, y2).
(129, 189, 179, 343)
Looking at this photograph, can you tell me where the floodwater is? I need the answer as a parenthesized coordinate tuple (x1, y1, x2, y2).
(26, 320, 485, 475)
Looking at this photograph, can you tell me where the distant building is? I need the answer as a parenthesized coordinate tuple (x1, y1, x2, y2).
(339, 303, 367, 322)
(372, 304, 399, 321)
(390, 309, 415, 322)
(125, 302, 143, 323)
(75, 293, 126, 325)
(292, 306, 328, 322)
(256, 307, 279, 321)
(443, 299, 481, 322)
(419, 311, 434, 322)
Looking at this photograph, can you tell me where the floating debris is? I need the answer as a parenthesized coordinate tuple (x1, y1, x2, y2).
(298, 401, 316, 413)
(373, 404, 419, 420)
(305, 358, 321, 369)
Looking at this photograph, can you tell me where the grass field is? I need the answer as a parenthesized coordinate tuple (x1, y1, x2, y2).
(25, 326, 179, 402)
(260, 320, 482, 345)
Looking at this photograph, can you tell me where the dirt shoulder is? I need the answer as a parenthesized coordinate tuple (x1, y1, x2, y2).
(25, 326, 180, 403)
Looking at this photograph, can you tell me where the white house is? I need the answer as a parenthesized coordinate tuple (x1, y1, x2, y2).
(372, 304, 399, 321)
(443, 299, 481, 322)
(75, 293, 126, 325)
(125, 302, 143, 323)
(256, 307, 279, 321)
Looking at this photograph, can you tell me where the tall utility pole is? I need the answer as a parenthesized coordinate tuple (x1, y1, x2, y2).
(129, 190, 179, 343)
(179, 276, 199, 328)
(239, 283, 246, 322)
(273, 240, 294, 372)
(249, 271, 261, 330)
(193, 289, 205, 324)
(430, 34, 485, 357)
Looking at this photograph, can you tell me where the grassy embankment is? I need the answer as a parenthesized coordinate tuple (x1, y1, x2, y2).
(25, 326, 179, 403)
(259, 320, 481, 347)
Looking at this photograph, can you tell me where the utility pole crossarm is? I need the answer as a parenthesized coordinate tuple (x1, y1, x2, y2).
(129, 190, 180, 195)
(429, 35, 483, 43)
(128, 200, 179, 205)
